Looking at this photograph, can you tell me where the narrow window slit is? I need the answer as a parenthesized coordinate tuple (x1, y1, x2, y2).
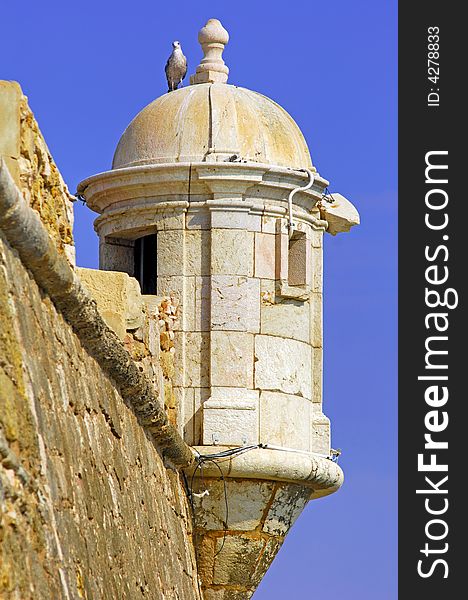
(134, 233, 157, 294)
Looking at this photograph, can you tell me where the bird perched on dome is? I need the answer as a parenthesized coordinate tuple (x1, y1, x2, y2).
(165, 41, 187, 92)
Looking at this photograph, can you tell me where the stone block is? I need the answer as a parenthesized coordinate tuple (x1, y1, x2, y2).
(311, 246, 322, 293)
(260, 279, 276, 306)
(276, 217, 289, 235)
(196, 536, 216, 586)
(77, 268, 144, 338)
(173, 332, 210, 387)
(99, 237, 134, 275)
(259, 391, 311, 451)
(208, 387, 259, 405)
(190, 69, 228, 85)
(179, 387, 209, 445)
(310, 228, 323, 248)
(186, 230, 211, 276)
(211, 276, 260, 332)
(261, 215, 277, 234)
(156, 230, 184, 277)
(312, 347, 322, 404)
(193, 387, 208, 445)
(100, 210, 186, 238)
(186, 207, 211, 230)
(210, 210, 261, 232)
(213, 535, 265, 586)
(275, 227, 288, 282)
(211, 331, 254, 388)
(260, 299, 309, 343)
(311, 412, 331, 455)
(254, 335, 312, 398)
(202, 407, 257, 446)
(193, 479, 273, 531)
(157, 230, 210, 276)
(310, 292, 322, 348)
(250, 538, 282, 589)
(195, 276, 211, 331)
(0, 81, 21, 183)
(154, 211, 185, 231)
(203, 388, 259, 445)
(263, 484, 310, 536)
(211, 229, 254, 276)
(176, 387, 193, 442)
(254, 232, 276, 279)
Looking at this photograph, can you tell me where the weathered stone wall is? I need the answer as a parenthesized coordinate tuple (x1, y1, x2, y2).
(0, 228, 201, 599)
(77, 267, 181, 428)
(0, 81, 75, 264)
(0, 80, 200, 599)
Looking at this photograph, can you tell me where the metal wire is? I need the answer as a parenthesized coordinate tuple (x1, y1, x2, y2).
(322, 187, 336, 204)
(187, 452, 233, 558)
(74, 192, 86, 205)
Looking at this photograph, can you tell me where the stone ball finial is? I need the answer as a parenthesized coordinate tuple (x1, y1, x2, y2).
(190, 19, 229, 85)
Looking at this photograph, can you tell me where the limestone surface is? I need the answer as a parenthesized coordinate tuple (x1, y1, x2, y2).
(211, 275, 260, 333)
(112, 83, 313, 169)
(78, 267, 145, 338)
(0, 81, 75, 264)
(0, 231, 201, 600)
(255, 335, 312, 398)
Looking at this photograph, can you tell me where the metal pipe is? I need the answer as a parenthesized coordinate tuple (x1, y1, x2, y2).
(287, 168, 315, 238)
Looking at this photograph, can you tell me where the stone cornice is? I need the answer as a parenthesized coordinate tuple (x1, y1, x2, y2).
(78, 162, 329, 210)
(78, 162, 330, 235)
(188, 446, 344, 499)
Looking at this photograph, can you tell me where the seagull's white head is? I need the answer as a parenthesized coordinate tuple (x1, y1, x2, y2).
(172, 41, 181, 49)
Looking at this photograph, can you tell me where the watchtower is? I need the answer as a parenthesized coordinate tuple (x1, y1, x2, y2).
(78, 18, 359, 599)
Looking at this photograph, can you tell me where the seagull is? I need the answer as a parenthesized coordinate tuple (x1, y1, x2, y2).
(165, 41, 187, 92)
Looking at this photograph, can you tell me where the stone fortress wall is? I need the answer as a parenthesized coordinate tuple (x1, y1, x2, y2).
(0, 82, 201, 600)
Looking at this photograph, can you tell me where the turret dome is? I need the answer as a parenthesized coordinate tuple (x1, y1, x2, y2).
(112, 83, 313, 170)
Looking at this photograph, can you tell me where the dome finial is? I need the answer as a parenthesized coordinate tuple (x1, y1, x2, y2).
(190, 18, 229, 85)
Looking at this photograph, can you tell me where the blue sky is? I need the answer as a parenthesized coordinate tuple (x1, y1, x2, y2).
(2, 1, 397, 597)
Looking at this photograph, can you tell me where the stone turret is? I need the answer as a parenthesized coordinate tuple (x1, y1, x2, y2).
(78, 18, 359, 599)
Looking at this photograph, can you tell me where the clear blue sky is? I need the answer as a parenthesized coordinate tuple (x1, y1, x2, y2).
(1, 1, 397, 598)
